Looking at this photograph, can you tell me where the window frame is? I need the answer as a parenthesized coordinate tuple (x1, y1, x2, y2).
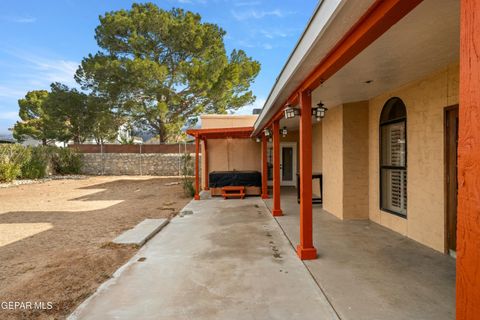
(379, 97, 408, 218)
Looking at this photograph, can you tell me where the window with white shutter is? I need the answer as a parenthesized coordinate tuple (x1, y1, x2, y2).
(380, 98, 407, 217)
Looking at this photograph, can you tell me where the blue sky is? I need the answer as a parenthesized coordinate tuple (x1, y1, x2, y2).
(0, 0, 317, 135)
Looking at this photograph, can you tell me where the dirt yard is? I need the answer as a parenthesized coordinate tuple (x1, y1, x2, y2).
(0, 176, 190, 319)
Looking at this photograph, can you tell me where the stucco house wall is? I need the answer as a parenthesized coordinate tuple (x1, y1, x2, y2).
(368, 63, 459, 252)
(322, 105, 344, 218)
(200, 115, 260, 189)
(320, 101, 369, 220)
(343, 101, 369, 220)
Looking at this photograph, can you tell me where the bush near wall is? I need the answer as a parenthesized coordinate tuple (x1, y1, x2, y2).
(0, 145, 83, 182)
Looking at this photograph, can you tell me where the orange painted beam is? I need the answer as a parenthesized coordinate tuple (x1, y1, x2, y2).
(300, 0, 423, 92)
(256, 0, 423, 136)
(261, 135, 269, 199)
(187, 127, 253, 139)
(194, 137, 200, 200)
(457, 0, 480, 318)
(272, 121, 282, 216)
(297, 91, 317, 260)
(203, 139, 209, 191)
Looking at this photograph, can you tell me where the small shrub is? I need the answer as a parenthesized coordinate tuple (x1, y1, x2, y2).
(0, 144, 30, 182)
(181, 153, 195, 197)
(21, 147, 49, 179)
(0, 162, 21, 182)
(51, 147, 82, 174)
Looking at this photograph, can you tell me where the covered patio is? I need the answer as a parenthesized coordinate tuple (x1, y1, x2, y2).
(265, 187, 456, 320)
(185, 0, 480, 317)
(70, 195, 339, 320)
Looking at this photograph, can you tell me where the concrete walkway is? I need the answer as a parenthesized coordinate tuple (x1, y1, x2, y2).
(265, 187, 456, 320)
(70, 195, 339, 320)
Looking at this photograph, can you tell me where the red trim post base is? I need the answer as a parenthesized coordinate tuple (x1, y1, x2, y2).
(261, 135, 269, 199)
(296, 245, 317, 260)
(194, 136, 200, 200)
(272, 209, 283, 216)
(297, 90, 317, 260)
(272, 121, 283, 216)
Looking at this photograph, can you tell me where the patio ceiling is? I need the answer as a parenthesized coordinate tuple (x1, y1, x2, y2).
(310, 0, 459, 110)
(270, 0, 459, 132)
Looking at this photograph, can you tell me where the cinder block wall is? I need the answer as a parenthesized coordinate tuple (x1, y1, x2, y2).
(81, 153, 198, 176)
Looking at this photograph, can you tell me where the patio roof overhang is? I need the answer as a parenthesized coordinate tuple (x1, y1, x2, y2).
(252, 0, 424, 136)
(186, 127, 254, 140)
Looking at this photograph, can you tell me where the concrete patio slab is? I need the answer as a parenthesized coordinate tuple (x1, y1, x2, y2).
(70, 197, 339, 320)
(265, 187, 456, 320)
(112, 218, 169, 246)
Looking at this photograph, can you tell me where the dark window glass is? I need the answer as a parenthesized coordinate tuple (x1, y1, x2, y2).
(380, 97, 407, 217)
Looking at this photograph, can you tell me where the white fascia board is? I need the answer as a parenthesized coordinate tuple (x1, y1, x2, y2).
(252, 0, 346, 135)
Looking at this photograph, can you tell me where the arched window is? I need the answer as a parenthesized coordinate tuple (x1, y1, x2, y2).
(380, 97, 407, 217)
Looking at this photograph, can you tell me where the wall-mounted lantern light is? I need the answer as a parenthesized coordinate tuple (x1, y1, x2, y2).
(284, 106, 300, 119)
(264, 128, 272, 137)
(280, 126, 288, 137)
(255, 137, 261, 143)
(312, 102, 328, 121)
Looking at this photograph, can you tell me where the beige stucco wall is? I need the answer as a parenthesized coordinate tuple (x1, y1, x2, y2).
(321, 101, 369, 220)
(200, 115, 260, 189)
(201, 115, 258, 129)
(368, 64, 459, 252)
(322, 105, 344, 218)
(343, 101, 369, 219)
(312, 123, 323, 196)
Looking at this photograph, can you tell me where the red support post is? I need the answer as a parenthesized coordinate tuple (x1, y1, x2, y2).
(203, 139, 209, 190)
(194, 136, 200, 200)
(272, 121, 282, 216)
(457, 0, 480, 318)
(297, 90, 317, 260)
(261, 135, 269, 199)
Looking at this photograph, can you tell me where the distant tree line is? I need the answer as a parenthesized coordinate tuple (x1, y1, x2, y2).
(13, 3, 260, 145)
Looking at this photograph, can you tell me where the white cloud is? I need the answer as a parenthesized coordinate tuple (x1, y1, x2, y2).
(260, 29, 290, 39)
(3, 49, 79, 88)
(231, 9, 293, 21)
(0, 48, 80, 132)
(234, 1, 261, 7)
(1, 15, 36, 23)
(234, 97, 266, 115)
(236, 39, 255, 48)
(262, 43, 273, 50)
(170, 0, 208, 4)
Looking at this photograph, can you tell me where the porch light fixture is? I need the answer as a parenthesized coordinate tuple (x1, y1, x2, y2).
(312, 102, 328, 121)
(264, 128, 272, 137)
(280, 126, 288, 137)
(284, 106, 300, 119)
(255, 137, 261, 143)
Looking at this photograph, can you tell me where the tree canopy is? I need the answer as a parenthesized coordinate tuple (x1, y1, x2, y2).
(13, 90, 55, 145)
(13, 84, 121, 145)
(75, 3, 260, 142)
(13, 3, 260, 144)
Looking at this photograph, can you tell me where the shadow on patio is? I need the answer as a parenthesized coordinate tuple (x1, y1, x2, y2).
(264, 187, 455, 320)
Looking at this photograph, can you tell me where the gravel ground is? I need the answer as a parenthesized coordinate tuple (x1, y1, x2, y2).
(0, 176, 190, 319)
(0, 175, 87, 189)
